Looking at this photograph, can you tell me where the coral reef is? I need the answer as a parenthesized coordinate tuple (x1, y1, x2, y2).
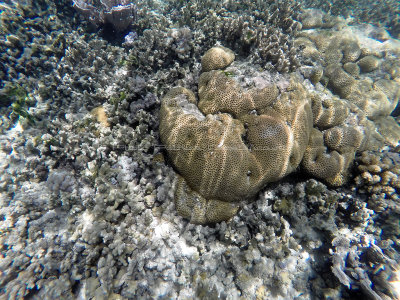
(72, 0, 136, 31)
(0, 0, 72, 89)
(201, 46, 235, 72)
(355, 151, 400, 213)
(0, 1, 400, 300)
(160, 51, 314, 223)
(160, 42, 399, 223)
(296, 16, 400, 134)
(300, 0, 400, 38)
(125, 0, 302, 74)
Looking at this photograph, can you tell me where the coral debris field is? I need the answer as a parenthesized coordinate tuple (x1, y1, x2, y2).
(0, 0, 400, 299)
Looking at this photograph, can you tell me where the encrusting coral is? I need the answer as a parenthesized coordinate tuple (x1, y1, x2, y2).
(160, 47, 314, 223)
(163, 46, 396, 223)
(295, 25, 400, 121)
(160, 40, 400, 224)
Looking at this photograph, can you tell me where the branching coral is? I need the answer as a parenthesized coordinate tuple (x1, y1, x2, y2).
(137, 0, 303, 73)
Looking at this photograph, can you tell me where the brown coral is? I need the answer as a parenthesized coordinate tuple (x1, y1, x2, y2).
(73, 0, 136, 31)
(160, 66, 313, 223)
(296, 26, 400, 120)
(198, 70, 279, 118)
(357, 55, 380, 73)
(174, 175, 240, 224)
(355, 151, 400, 212)
(302, 128, 354, 186)
(323, 126, 367, 153)
(201, 46, 235, 72)
(160, 41, 400, 223)
(311, 95, 349, 129)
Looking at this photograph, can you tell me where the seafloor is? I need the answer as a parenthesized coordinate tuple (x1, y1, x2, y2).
(0, 0, 400, 299)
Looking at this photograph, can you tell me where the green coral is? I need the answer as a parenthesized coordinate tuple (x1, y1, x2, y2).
(109, 91, 127, 109)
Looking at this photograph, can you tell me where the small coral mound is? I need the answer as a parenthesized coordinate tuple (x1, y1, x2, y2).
(160, 41, 400, 223)
(355, 151, 400, 213)
(201, 46, 235, 72)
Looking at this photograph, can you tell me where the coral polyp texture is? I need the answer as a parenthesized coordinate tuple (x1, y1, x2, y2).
(355, 151, 400, 213)
(296, 22, 400, 121)
(201, 46, 235, 72)
(159, 42, 396, 224)
(160, 49, 315, 223)
(1, 0, 400, 298)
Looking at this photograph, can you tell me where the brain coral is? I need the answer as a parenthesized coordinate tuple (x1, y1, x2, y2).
(295, 25, 400, 121)
(160, 72, 313, 204)
(160, 43, 400, 224)
(201, 46, 235, 72)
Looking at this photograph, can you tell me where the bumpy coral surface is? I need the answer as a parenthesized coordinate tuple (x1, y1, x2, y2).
(301, 1, 400, 38)
(201, 46, 235, 72)
(2, 1, 400, 299)
(161, 40, 400, 223)
(160, 71, 313, 223)
(296, 25, 400, 121)
(296, 20, 400, 177)
(355, 151, 400, 213)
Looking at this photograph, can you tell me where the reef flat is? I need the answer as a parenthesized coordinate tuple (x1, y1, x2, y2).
(0, 1, 400, 299)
